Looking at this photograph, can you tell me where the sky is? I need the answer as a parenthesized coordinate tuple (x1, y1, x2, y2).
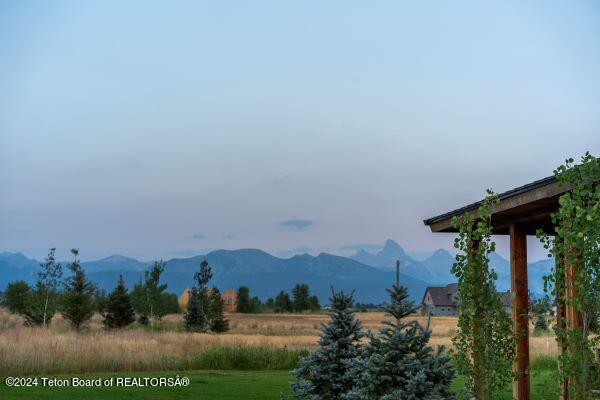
(1, 1, 599, 262)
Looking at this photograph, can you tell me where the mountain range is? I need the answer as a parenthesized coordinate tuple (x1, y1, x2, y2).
(0, 240, 554, 304)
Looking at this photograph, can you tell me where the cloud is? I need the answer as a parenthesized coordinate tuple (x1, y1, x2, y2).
(187, 234, 207, 240)
(278, 219, 315, 231)
(273, 173, 293, 185)
(221, 234, 236, 239)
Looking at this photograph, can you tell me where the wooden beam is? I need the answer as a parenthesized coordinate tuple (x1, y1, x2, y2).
(510, 223, 530, 400)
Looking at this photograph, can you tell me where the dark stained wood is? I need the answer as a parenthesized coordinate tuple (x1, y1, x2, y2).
(555, 254, 569, 400)
(426, 179, 568, 234)
(564, 242, 583, 396)
(510, 223, 530, 400)
(470, 239, 486, 400)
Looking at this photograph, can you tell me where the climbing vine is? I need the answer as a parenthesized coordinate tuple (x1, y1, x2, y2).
(537, 152, 600, 399)
(451, 190, 516, 399)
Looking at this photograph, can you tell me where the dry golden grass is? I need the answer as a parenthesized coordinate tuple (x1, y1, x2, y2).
(0, 308, 559, 375)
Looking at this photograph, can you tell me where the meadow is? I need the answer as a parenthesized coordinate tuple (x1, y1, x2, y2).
(0, 308, 561, 399)
(0, 308, 559, 376)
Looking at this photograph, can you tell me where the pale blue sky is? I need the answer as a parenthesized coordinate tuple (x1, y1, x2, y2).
(1, 1, 599, 261)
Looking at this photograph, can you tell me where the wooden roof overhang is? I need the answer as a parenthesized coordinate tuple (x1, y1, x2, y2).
(423, 176, 571, 235)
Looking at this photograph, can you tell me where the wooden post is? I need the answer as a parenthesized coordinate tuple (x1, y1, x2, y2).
(555, 253, 568, 400)
(564, 240, 583, 396)
(510, 223, 530, 400)
(469, 239, 486, 400)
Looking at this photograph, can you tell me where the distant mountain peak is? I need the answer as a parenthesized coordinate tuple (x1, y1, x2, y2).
(0, 251, 29, 260)
(383, 239, 403, 251)
(379, 239, 407, 259)
(433, 249, 451, 256)
(99, 254, 137, 263)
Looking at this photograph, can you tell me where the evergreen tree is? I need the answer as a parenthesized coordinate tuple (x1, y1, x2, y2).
(103, 275, 136, 329)
(145, 261, 168, 330)
(308, 295, 321, 312)
(130, 279, 148, 324)
(292, 283, 311, 312)
(161, 292, 181, 314)
(208, 287, 229, 333)
(265, 297, 275, 310)
(348, 284, 455, 400)
(61, 249, 96, 332)
(291, 288, 364, 399)
(22, 282, 48, 326)
(184, 260, 213, 332)
(237, 286, 251, 313)
(250, 296, 263, 313)
(275, 290, 292, 313)
(184, 288, 207, 332)
(4, 280, 31, 315)
(94, 288, 109, 315)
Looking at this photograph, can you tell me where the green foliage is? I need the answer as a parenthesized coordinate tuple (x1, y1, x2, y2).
(208, 287, 230, 333)
(21, 282, 48, 326)
(450, 191, 516, 398)
(308, 295, 320, 312)
(537, 152, 600, 399)
(531, 296, 551, 334)
(94, 288, 109, 315)
(275, 290, 293, 313)
(250, 296, 264, 313)
(130, 260, 171, 328)
(348, 284, 455, 400)
(161, 292, 181, 314)
(35, 248, 63, 327)
(292, 284, 311, 312)
(184, 287, 207, 332)
(291, 288, 364, 400)
(103, 275, 136, 329)
(185, 260, 228, 332)
(4, 280, 31, 315)
(236, 286, 252, 313)
(61, 249, 96, 331)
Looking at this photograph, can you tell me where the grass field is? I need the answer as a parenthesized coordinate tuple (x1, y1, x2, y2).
(0, 308, 563, 399)
(0, 367, 559, 400)
(0, 309, 559, 376)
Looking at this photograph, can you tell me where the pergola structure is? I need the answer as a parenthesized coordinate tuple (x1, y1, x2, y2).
(424, 175, 574, 400)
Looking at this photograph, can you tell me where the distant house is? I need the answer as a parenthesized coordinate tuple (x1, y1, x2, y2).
(421, 283, 459, 316)
(221, 288, 237, 313)
(421, 284, 512, 316)
(178, 287, 238, 313)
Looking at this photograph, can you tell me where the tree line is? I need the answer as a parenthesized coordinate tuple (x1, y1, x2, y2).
(2, 248, 229, 333)
(235, 283, 320, 313)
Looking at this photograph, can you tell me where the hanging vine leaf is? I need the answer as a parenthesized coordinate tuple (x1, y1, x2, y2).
(537, 152, 600, 399)
(451, 190, 516, 399)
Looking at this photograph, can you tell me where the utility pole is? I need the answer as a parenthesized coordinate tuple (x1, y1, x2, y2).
(395, 260, 400, 287)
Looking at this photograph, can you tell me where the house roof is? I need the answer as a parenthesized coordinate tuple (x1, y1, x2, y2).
(423, 175, 570, 235)
(421, 284, 458, 306)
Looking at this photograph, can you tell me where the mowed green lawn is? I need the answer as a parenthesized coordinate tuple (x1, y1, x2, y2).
(1, 369, 558, 400)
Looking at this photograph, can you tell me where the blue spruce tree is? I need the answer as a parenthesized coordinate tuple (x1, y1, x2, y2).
(348, 284, 455, 400)
(290, 288, 364, 399)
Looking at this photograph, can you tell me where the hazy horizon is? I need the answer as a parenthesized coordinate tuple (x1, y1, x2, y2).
(2, 1, 599, 263)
